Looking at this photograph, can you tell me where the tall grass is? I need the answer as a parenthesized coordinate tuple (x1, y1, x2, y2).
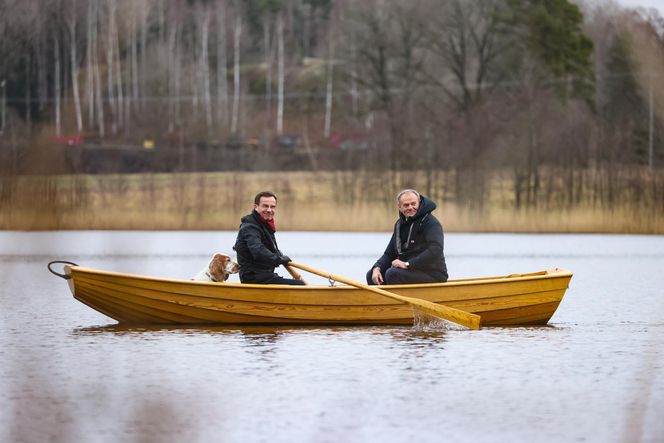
(1, 169, 663, 233)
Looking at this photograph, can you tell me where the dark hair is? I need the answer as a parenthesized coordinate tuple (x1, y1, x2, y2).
(254, 191, 277, 205)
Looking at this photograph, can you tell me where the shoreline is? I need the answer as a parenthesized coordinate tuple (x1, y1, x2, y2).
(1, 171, 663, 234)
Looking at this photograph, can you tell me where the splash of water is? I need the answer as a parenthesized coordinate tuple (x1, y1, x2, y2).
(412, 308, 459, 331)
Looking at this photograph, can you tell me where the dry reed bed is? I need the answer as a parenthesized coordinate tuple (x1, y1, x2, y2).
(1, 170, 663, 233)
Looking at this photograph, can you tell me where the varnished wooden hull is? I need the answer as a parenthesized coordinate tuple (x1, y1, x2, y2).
(64, 266, 572, 327)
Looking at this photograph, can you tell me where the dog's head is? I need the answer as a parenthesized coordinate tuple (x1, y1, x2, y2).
(208, 253, 240, 282)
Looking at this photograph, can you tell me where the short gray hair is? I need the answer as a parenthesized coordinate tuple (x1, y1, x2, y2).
(396, 189, 420, 203)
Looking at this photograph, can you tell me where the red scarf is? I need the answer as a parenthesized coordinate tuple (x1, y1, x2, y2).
(260, 216, 276, 233)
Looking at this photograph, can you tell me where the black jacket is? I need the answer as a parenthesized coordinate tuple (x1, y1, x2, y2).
(373, 196, 448, 281)
(234, 210, 285, 282)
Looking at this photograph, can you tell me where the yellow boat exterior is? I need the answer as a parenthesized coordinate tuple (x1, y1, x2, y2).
(63, 266, 572, 327)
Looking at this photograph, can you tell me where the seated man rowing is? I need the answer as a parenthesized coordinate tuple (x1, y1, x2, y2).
(234, 191, 305, 285)
(367, 189, 449, 285)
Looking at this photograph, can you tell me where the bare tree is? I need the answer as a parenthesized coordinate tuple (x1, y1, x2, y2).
(114, 3, 126, 133)
(625, 16, 664, 169)
(167, 4, 181, 133)
(139, 0, 148, 113)
(23, 51, 32, 135)
(65, 0, 83, 133)
(421, 0, 517, 209)
(35, 14, 49, 120)
(323, 8, 336, 139)
(128, 8, 139, 130)
(424, 0, 508, 112)
(346, 0, 427, 173)
(54, 26, 62, 136)
(1, 76, 6, 135)
(85, 0, 95, 128)
(215, 0, 229, 132)
(231, 12, 241, 134)
(197, 7, 213, 133)
(104, 0, 116, 134)
(263, 14, 273, 133)
(0, 2, 6, 135)
(276, 11, 285, 136)
(91, 1, 104, 137)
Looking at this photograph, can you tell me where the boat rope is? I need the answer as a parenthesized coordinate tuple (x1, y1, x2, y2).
(47, 260, 79, 280)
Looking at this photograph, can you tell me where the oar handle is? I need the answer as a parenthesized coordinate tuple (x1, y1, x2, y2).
(284, 265, 307, 285)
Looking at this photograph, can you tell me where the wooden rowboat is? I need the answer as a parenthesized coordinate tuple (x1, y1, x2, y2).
(55, 264, 573, 327)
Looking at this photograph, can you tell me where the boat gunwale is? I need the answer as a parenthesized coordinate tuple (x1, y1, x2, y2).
(67, 266, 573, 290)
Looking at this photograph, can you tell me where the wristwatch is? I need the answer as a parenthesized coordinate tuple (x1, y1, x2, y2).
(405, 261, 410, 269)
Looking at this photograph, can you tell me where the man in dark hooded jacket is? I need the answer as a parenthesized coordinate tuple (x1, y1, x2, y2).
(234, 191, 305, 285)
(367, 189, 448, 285)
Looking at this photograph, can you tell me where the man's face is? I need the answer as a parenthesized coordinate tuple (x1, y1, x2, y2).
(398, 192, 419, 218)
(255, 196, 277, 221)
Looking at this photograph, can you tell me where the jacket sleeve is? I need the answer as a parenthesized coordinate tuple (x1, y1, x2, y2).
(408, 218, 444, 270)
(373, 230, 398, 270)
(241, 225, 283, 266)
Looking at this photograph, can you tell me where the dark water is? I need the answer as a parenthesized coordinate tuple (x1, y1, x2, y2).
(1, 231, 663, 442)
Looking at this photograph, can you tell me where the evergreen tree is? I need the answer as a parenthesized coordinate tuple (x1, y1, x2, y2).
(504, 0, 595, 104)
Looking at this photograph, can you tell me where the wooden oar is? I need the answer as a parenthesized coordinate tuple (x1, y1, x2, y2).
(284, 265, 307, 284)
(287, 262, 481, 330)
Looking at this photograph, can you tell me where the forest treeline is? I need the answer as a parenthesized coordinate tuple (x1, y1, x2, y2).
(0, 0, 663, 224)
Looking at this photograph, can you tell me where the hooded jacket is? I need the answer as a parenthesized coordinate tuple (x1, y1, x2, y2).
(373, 195, 448, 281)
(234, 210, 285, 281)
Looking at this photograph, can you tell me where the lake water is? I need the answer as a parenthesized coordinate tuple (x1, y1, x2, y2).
(1, 231, 663, 443)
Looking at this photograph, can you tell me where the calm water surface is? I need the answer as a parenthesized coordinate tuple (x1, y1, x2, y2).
(1, 231, 663, 443)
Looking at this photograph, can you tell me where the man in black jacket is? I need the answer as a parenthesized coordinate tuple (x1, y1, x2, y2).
(367, 189, 448, 285)
(234, 191, 305, 285)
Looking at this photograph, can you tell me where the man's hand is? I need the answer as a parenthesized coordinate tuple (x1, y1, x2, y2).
(279, 255, 292, 265)
(391, 259, 409, 269)
(371, 267, 383, 285)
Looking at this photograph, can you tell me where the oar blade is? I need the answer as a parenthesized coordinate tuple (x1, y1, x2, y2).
(407, 297, 481, 330)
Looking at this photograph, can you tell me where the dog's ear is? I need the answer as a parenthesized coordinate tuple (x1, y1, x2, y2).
(209, 254, 225, 276)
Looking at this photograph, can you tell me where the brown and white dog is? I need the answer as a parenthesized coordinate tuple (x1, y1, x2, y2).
(191, 253, 240, 282)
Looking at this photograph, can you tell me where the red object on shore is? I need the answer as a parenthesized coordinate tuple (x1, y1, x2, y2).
(50, 135, 84, 146)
